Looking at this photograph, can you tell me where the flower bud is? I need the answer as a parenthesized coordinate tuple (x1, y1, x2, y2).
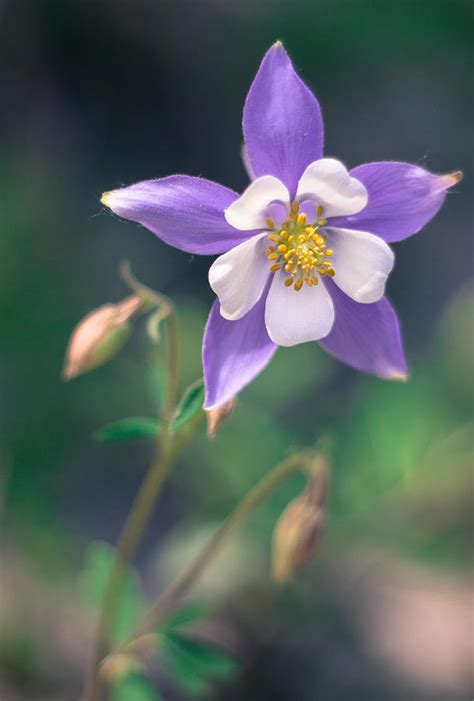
(206, 398, 236, 438)
(62, 295, 142, 380)
(100, 652, 143, 684)
(271, 457, 328, 583)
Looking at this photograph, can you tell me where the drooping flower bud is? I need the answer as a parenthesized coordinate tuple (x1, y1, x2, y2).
(271, 455, 328, 583)
(62, 295, 142, 380)
(206, 398, 236, 439)
(100, 652, 144, 684)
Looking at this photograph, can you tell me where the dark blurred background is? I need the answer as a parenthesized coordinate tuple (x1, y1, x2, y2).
(0, 1, 472, 699)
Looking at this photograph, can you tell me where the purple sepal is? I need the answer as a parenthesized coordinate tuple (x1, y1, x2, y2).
(203, 294, 277, 409)
(330, 162, 450, 242)
(319, 280, 408, 379)
(243, 42, 324, 198)
(103, 175, 250, 255)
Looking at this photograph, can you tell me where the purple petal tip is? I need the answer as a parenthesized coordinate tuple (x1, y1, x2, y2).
(442, 170, 463, 187)
(101, 190, 113, 207)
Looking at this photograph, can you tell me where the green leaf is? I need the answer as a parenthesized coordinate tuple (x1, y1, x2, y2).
(80, 541, 144, 644)
(111, 673, 162, 701)
(161, 631, 238, 696)
(171, 379, 205, 434)
(94, 417, 160, 443)
(162, 600, 208, 632)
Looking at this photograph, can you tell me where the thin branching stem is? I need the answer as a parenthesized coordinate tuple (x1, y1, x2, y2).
(101, 449, 318, 668)
(80, 267, 196, 701)
(80, 413, 204, 701)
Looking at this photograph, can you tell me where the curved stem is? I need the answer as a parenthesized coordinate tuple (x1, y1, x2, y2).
(163, 313, 179, 421)
(80, 443, 172, 700)
(80, 414, 204, 701)
(111, 449, 315, 660)
(80, 286, 191, 701)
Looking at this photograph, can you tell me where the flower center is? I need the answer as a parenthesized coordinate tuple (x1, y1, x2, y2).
(265, 201, 335, 291)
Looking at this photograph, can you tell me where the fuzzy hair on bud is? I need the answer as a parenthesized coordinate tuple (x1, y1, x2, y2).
(62, 295, 142, 381)
(206, 398, 236, 438)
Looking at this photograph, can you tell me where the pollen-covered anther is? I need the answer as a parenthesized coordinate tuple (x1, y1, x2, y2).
(266, 205, 334, 290)
(297, 213, 307, 226)
(294, 278, 304, 291)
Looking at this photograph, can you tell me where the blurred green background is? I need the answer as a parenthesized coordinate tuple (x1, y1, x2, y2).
(0, 0, 472, 699)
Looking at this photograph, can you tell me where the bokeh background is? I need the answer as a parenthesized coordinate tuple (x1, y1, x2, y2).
(0, 0, 472, 699)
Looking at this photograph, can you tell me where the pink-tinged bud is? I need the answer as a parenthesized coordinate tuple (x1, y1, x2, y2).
(272, 456, 329, 583)
(62, 295, 142, 380)
(100, 652, 143, 684)
(206, 398, 236, 438)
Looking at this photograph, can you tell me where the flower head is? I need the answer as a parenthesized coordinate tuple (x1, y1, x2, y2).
(101, 43, 461, 409)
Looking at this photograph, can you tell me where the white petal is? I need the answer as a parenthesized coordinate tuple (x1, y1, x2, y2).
(264, 272, 335, 346)
(224, 176, 290, 231)
(326, 226, 394, 303)
(209, 233, 269, 321)
(296, 158, 368, 218)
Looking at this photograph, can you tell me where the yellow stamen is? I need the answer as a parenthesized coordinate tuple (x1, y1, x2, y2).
(266, 217, 275, 228)
(297, 213, 307, 226)
(294, 278, 304, 291)
(263, 202, 335, 290)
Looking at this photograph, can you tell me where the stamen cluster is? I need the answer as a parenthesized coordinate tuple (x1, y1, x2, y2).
(266, 203, 335, 291)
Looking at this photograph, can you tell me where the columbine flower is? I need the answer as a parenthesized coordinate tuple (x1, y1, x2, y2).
(101, 42, 461, 409)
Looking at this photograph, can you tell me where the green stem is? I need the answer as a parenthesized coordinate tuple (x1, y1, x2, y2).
(110, 449, 315, 660)
(80, 414, 204, 701)
(163, 313, 179, 422)
(79, 291, 187, 701)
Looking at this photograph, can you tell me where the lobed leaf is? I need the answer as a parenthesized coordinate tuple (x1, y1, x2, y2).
(171, 379, 205, 433)
(161, 631, 238, 696)
(161, 600, 208, 633)
(80, 541, 144, 644)
(111, 673, 162, 701)
(94, 417, 160, 443)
